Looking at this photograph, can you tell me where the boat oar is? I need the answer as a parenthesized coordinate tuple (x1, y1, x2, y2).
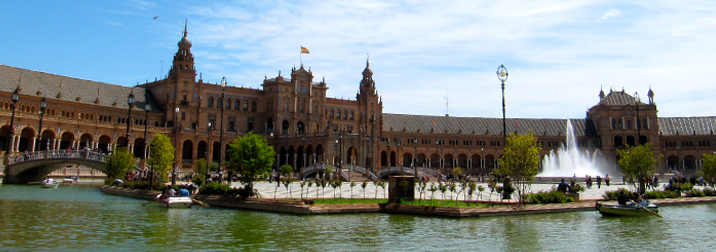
(142, 201, 154, 206)
(630, 200, 663, 218)
(191, 198, 209, 207)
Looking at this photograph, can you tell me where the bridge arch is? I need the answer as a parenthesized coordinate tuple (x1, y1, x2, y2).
(3, 150, 107, 184)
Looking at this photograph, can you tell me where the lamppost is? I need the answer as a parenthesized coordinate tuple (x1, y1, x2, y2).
(413, 137, 418, 179)
(36, 97, 47, 152)
(337, 133, 343, 179)
(126, 92, 134, 148)
(219, 77, 227, 185)
(173, 107, 179, 186)
(634, 92, 641, 145)
(366, 135, 371, 173)
(6, 87, 19, 154)
(497, 65, 509, 146)
(144, 103, 151, 188)
(397, 139, 402, 170)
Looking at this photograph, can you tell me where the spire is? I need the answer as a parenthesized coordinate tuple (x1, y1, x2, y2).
(169, 20, 195, 78)
(599, 85, 605, 100)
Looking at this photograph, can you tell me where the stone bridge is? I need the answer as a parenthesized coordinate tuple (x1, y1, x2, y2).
(2, 150, 107, 184)
(376, 166, 416, 179)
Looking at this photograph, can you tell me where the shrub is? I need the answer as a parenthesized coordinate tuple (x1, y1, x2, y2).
(199, 181, 232, 195)
(603, 188, 638, 202)
(644, 190, 681, 199)
(664, 183, 694, 193)
(192, 175, 205, 187)
(525, 190, 574, 204)
(569, 184, 585, 193)
(703, 188, 716, 196)
(686, 189, 705, 197)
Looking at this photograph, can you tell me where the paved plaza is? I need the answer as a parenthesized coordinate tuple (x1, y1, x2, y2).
(238, 179, 631, 202)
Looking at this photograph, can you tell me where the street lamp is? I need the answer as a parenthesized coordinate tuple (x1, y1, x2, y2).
(413, 137, 418, 179)
(173, 107, 179, 186)
(497, 65, 509, 147)
(144, 103, 151, 188)
(36, 97, 47, 152)
(126, 92, 135, 147)
(338, 133, 343, 179)
(634, 92, 641, 145)
(219, 76, 227, 185)
(6, 87, 20, 154)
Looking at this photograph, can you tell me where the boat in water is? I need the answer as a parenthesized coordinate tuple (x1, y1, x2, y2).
(154, 195, 193, 208)
(41, 178, 60, 188)
(596, 202, 659, 217)
(62, 176, 80, 184)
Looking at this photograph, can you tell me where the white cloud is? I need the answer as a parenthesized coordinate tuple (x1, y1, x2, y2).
(598, 8, 621, 22)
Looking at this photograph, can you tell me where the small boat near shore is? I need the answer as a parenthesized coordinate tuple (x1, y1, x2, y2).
(154, 195, 193, 208)
(596, 202, 659, 217)
(41, 178, 60, 188)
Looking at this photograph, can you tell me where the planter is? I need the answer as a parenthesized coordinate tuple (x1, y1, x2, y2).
(569, 193, 581, 202)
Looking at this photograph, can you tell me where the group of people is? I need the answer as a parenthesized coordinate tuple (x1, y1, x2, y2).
(160, 184, 193, 199)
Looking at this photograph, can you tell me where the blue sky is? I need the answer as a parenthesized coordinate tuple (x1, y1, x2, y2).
(1, 0, 715, 119)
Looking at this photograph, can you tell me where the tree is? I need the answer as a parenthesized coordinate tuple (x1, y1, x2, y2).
(702, 153, 716, 187)
(148, 133, 175, 182)
(617, 143, 657, 194)
(280, 164, 293, 198)
(193, 158, 209, 186)
(226, 132, 276, 197)
(496, 132, 542, 204)
(104, 147, 135, 180)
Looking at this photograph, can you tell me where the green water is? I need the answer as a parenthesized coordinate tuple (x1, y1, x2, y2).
(1, 184, 716, 251)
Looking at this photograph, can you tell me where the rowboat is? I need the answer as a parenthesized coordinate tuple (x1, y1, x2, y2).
(41, 178, 60, 188)
(154, 195, 193, 208)
(595, 202, 659, 217)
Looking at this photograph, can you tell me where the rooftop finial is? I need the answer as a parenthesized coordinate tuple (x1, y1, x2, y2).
(184, 19, 188, 37)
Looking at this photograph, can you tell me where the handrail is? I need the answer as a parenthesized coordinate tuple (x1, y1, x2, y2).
(6, 149, 107, 166)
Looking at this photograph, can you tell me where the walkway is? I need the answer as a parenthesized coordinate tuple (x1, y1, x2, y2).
(239, 180, 628, 202)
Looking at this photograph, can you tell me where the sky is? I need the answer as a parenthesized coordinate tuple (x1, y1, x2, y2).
(1, 0, 715, 119)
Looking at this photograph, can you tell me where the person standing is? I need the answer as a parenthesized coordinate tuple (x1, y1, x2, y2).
(605, 174, 610, 186)
(596, 176, 602, 188)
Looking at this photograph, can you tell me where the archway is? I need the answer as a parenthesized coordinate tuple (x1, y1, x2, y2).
(19, 127, 34, 152)
(182, 140, 193, 162)
(60, 131, 75, 150)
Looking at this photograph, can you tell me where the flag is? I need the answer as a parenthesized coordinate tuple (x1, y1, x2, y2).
(301, 46, 310, 54)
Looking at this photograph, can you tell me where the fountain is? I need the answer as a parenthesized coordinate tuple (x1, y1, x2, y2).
(537, 120, 612, 178)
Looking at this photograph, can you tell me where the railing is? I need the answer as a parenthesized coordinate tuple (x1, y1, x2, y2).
(368, 171, 378, 181)
(423, 167, 437, 177)
(339, 170, 349, 181)
(6, 149, 107, 166)
(353, 166, 367, 176)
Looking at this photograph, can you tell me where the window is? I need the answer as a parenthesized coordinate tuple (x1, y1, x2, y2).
(243, 101, 248, 111)
(228, 120, 235, 132)
(208, 97, 214, 108)
(251, 101, 257, 112)
(343, 110, 348, 120)
(336, 110, 341, 119)
(234, 100, 240, 109)
(225, 99, 232, 109)
(350, 111, 354, 120)
(330, 110, 334, 119)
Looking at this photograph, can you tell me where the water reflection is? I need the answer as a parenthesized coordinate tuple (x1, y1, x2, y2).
(2, 185, 716, 251)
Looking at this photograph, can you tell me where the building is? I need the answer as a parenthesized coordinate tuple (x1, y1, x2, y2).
(2, 26, 715, 178)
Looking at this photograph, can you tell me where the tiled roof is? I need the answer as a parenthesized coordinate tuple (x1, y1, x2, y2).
(658, 117, 716, 136)
(383, 113, 596, 137)
(0, 64, 160, 112)
(599, 90, 645, 106)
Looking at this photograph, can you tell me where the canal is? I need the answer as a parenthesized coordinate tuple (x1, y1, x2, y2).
(2, 184, 716, 251)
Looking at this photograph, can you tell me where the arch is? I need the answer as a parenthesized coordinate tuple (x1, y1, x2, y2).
(243, 100, 248, 111)
(267, 117, 274, 135)
(0, 125, 10, 152)
(390, 151, 397, 167)
(79, 133, 93, 149)
(208, 96, 214, 108)
(403, 152, 413, 167)
(98, 135, 112, 154)
(212, 141, 221, 164)
(485, 154, 495, 172)
(346, 146, 358, 166)
(471, 154, 481, 169)
(279, 146, 288, 167)
(444, 153, 454, 169)
(297, 145, 305, 169)
(39, 129, 57, 151)
(60, 131, 75, 150)
(132, 137, 145, 158)
(182, 140, 194, 161)
(18, 127, 34, 152)
(198, 140, 208, 159)
(639, 135, 648, 145)
(297, 121, 305, 134)
(251, 101, 257, 112)
(457, 154, 468, 169)
(288, 145, 296, 170)
(380, 150, 388, 166)
(684, 155, 696, 170)
(315, 144, 324, 165)
(234, 99, 240, 110)
(614, 136, 624, 148)
(626, 135, 635, 146)
(430, 153, 440, 168)
(416, 153, 427, 167)
(282, 120, 290, 135)
(225, 98, 231, 109)
(667, 155, 679, 170)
